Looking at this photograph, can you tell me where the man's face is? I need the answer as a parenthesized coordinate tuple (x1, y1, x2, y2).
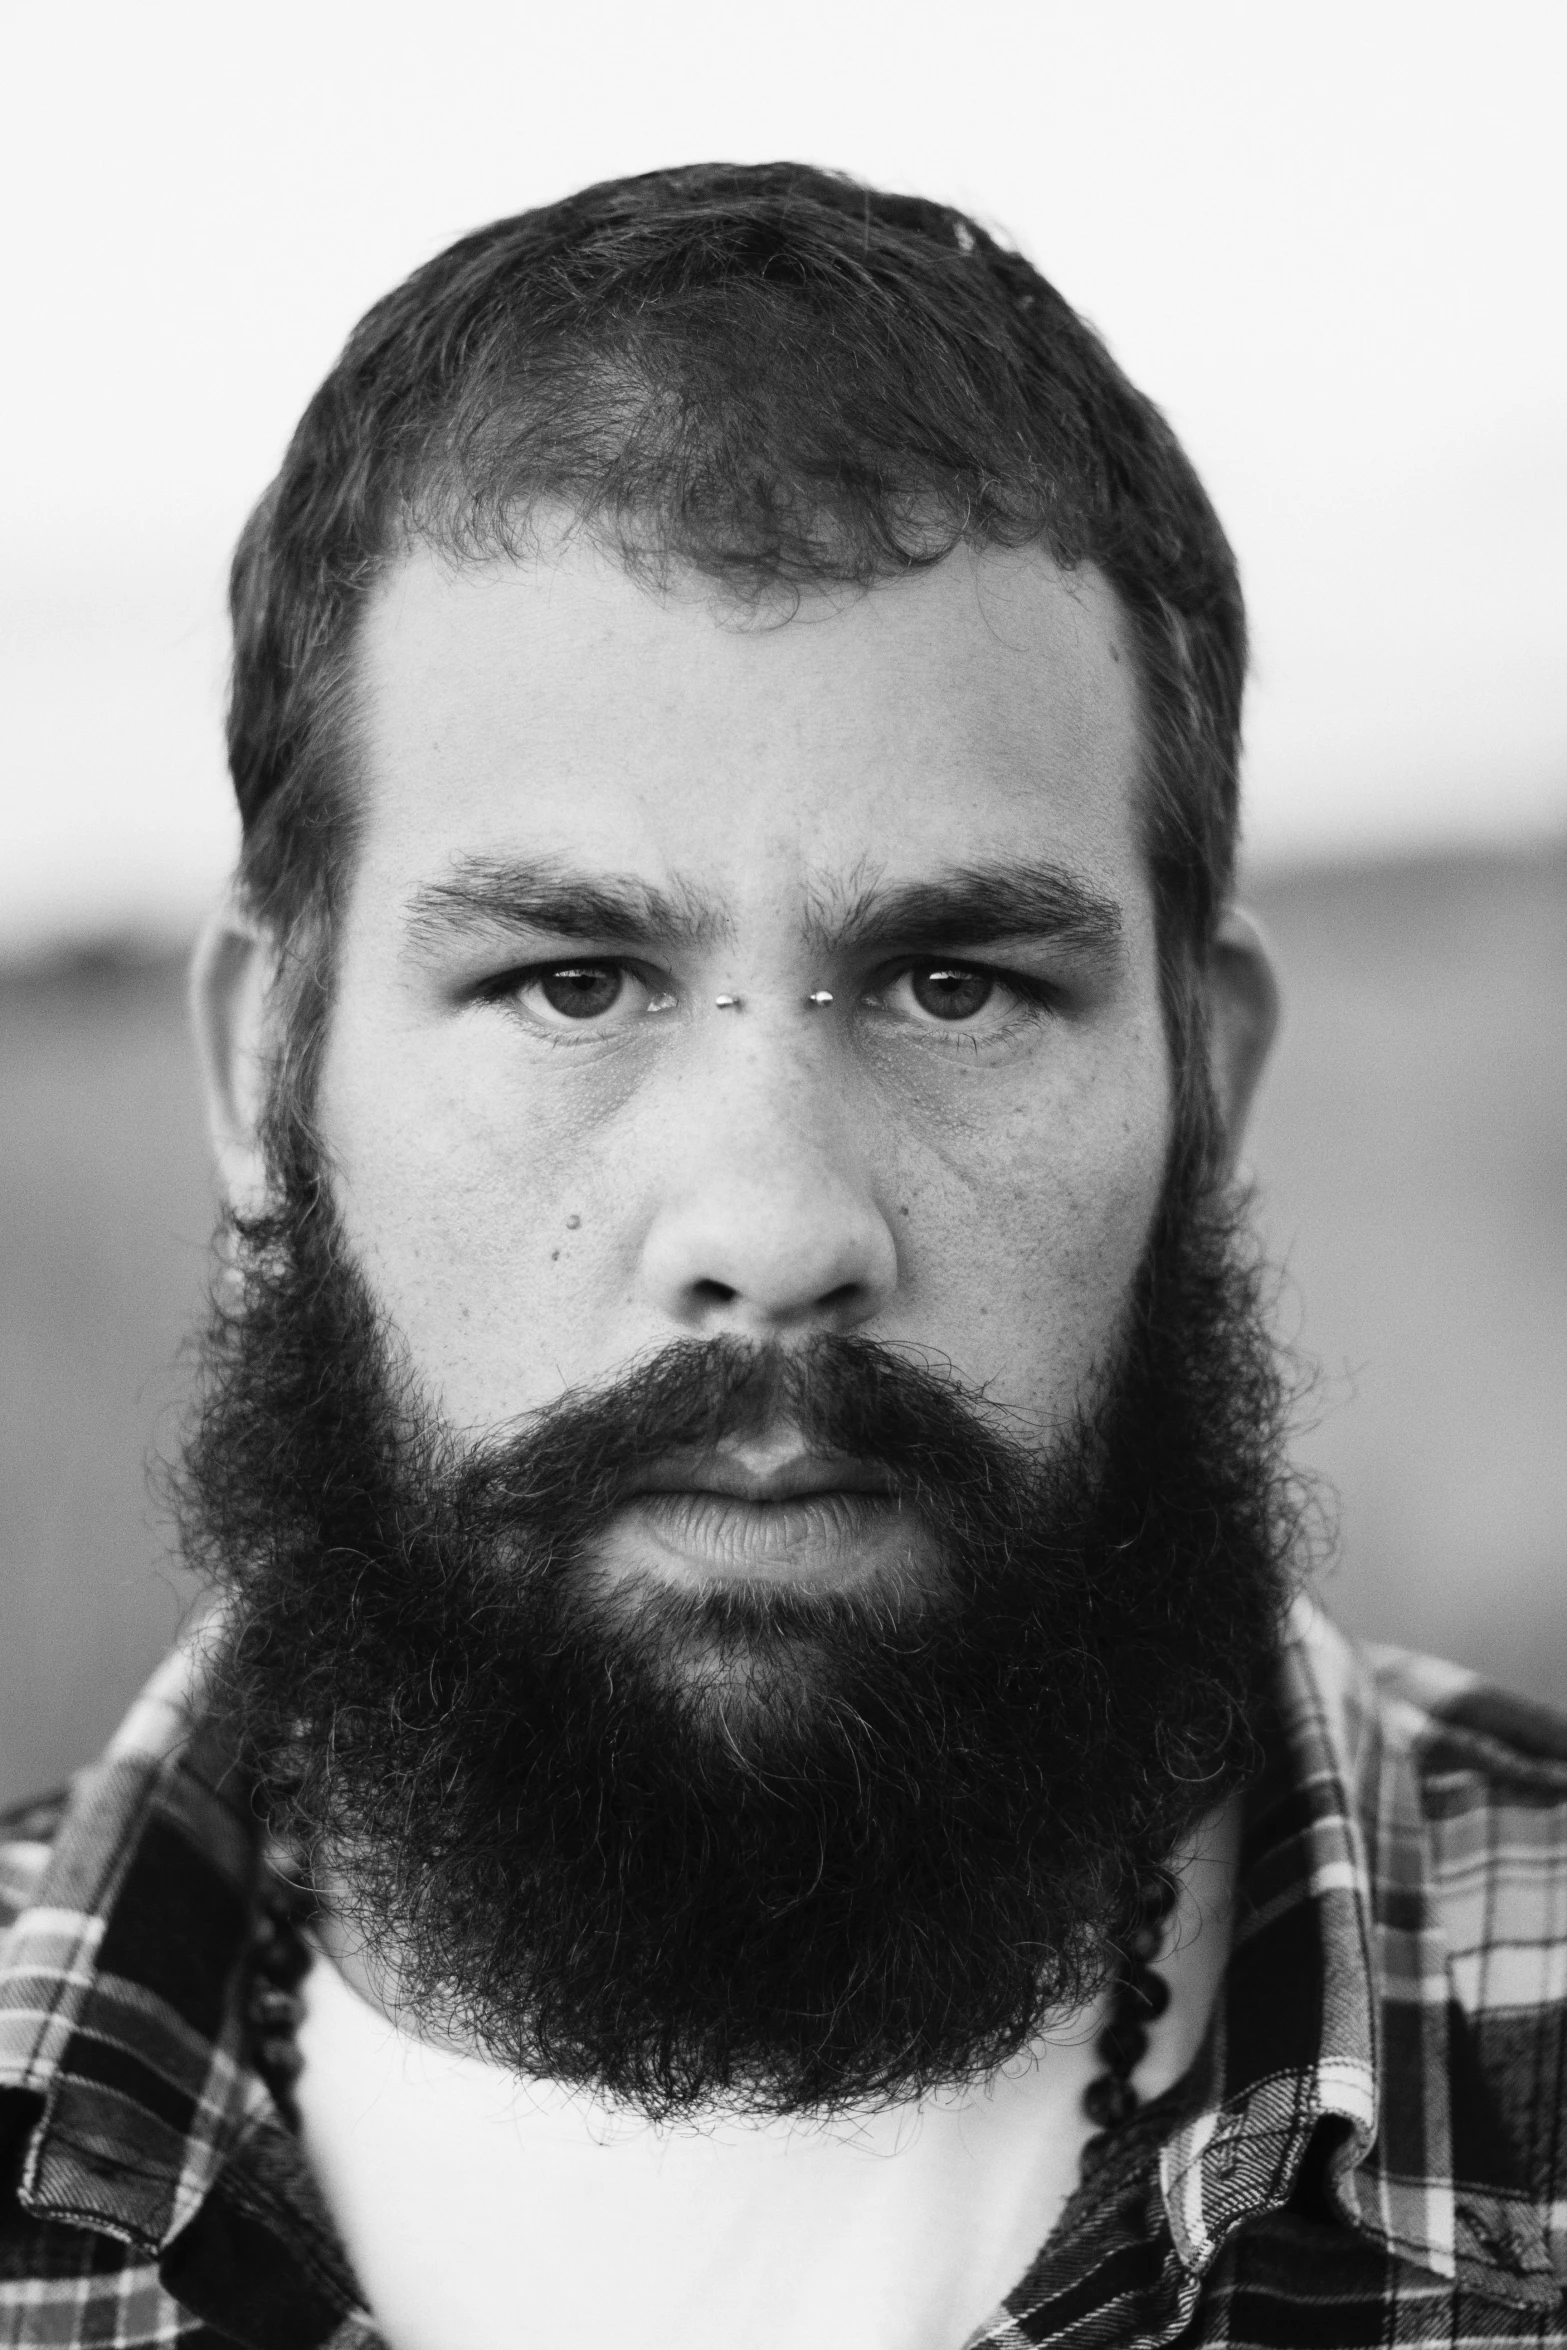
(314, 533, 1169, 1596)
(190, 531, 1289, 2112)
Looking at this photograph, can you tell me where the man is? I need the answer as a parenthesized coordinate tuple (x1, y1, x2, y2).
(1, 163, 1563, 2350)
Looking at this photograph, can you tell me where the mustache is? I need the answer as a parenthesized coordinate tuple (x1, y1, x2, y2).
(454, 1333, 1046, 1531)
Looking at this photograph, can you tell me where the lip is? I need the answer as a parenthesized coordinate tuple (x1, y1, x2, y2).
(623, 1446, 898, 1506)
(605, 1488, 913, 1585)
(597, 1444, 915, 1589)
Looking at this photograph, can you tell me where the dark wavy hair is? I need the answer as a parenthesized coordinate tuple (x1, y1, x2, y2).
(227, 160, 1247, 1143)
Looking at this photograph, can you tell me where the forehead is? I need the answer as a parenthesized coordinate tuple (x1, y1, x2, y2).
(350, 532, 1148, 924)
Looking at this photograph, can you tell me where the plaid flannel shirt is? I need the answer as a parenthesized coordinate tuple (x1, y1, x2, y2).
(0, 1596, 1564, 2349)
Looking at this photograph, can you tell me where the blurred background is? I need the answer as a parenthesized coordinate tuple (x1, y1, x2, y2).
(2, 0, 1563, 1804)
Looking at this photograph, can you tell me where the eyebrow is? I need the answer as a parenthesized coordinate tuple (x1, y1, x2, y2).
(406, 859, 729, 957)
(405, 855, 1123, 966)
(808, 865, 1123, 962)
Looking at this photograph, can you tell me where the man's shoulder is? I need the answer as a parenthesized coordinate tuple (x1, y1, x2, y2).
(1362, 1635, 1567, 1989)
(1284, 1607, 1567, 2034)
(0, 1788, 70, 1936)
(1356, 1636, 1567, 1870)
(1363, 1637, 1567, 1777)
(1296, 1604, 1567, 1802)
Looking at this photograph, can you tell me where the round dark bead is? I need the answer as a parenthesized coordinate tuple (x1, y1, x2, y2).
(1097, 2020, 1149, 2075)
(259, 2033, 304, 2086)
(1082, 2073, 1139, 2130)
(1124, 1967, 1171, 2020)
(252, 1901, 311, 1986)
(250, 1986, 301, 2034)
(268, 1937, 311, 1990)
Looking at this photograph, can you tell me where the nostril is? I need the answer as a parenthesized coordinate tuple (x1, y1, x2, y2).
(691, 1277, 739, 1306)
(643, 1193, 898, 1334)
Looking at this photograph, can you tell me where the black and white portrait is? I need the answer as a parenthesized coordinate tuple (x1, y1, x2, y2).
(1, 9, 1562, 2347)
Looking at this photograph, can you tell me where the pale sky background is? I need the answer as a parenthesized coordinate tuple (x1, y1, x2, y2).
(2, 0, 1563, 953)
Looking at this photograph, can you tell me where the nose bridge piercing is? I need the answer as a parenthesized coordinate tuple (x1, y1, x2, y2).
(713, 990, 835, 1010)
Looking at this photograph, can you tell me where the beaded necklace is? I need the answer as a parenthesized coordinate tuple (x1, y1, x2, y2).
(245, 1863, 1178, 2171)
(246, 1865, 313, 2136)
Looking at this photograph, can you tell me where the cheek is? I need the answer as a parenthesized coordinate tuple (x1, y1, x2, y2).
(897, 1024, 1171, 1420)
(313, 979, 634, 1418)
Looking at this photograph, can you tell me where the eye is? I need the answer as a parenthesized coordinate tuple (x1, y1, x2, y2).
(905, 964, 995, 1022)
(537, 965, 625, 1020)
(870, 961, 1004, 1026)
(861, 957, 1060, 1048)
(482, 961, 676, 1031)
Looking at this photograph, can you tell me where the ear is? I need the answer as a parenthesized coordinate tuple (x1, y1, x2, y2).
(1206, 906, 1280, 1173)
(189, 896, 278, 1216)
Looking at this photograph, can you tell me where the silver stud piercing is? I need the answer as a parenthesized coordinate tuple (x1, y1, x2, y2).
(714, 994, 742, 1010)
(806, 990, 834, 1007)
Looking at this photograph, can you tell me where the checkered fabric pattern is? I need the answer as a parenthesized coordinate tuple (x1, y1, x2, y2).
(0, 1597, 1564, 2347)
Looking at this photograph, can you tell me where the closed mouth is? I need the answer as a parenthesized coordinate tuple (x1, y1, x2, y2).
(605, 1443, 913, 1586)
(623, 1445, 899, 1507)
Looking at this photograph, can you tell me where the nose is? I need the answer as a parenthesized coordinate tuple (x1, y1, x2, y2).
(636, 1036, 900, 1338)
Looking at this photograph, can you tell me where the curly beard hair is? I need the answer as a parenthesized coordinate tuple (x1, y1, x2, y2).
(174, 1124, 1299, 2122)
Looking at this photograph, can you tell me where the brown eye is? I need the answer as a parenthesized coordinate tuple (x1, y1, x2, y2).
(908, 965, 994, 1021)
(539, 965, 624, 1019)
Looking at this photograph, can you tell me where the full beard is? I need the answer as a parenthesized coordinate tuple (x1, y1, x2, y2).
(174, 1136, 1298, 2122)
